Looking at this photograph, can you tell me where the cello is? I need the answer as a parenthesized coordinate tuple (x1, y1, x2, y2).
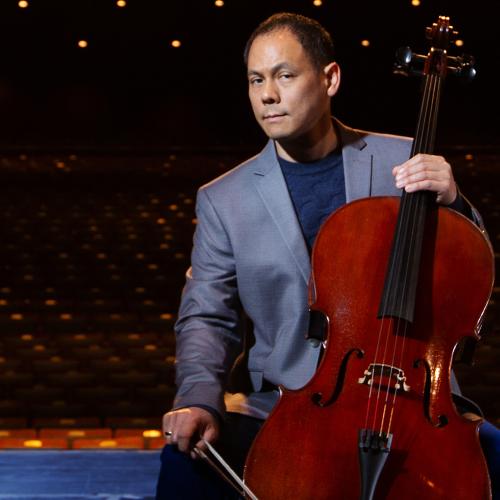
(243, 16, 494, 499)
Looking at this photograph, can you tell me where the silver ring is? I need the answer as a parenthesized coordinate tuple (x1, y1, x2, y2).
(165, 431, 173, 437)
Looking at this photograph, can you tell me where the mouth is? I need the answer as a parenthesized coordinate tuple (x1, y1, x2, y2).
(263, 113, 286, 122)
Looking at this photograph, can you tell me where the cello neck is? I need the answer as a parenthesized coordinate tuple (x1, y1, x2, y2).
(378, 17, 452, 322)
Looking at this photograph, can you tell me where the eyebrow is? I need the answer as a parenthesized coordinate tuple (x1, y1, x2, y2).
(247, 62, 294, 78)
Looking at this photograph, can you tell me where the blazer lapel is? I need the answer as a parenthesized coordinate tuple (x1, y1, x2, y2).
(249, 121, 373, 284)
(336, 120, 372, 202)
(251, 141, 311, 285)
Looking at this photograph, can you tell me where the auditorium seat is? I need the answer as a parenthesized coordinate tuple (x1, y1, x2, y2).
(88, 356, 138, 372)
(33, 356, 79, 374)
(69, 345, 116, 360)
(15, 345, 59, 360)
(90, 312, 140, 333)
(75, 386, 128, 403)
(106, 417, 160, 429)
(114, 429, 164, 450)
(30, 401, 87, 419)
(33, 417, 101, 429)
(43, 313, 87, 334)
(16, 386, 66, 402)
(0, 372, 34, 388)
(108, 332, 159, 349)
(1, 333, 46, 349)
(72, 436, 144, 449)
(39, 428, 112, 440)
(126, 345, 172, 362)
(98, 400, 154, 418)
(0, 417, 28, 429)
(0, 429, 37, 439)
(56, 333, 103, 348)
(45, 370, 97, 387)
(114, 428, 162, 439)
(0, 438, 68, 449)
(0, 356, 22, 371)
(135, 385, 176, 406)
(108, 370, 157, 387)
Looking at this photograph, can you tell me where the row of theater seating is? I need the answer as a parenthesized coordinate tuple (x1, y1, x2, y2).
(0, 151, 498, 433)
(0, 427, 165, 450)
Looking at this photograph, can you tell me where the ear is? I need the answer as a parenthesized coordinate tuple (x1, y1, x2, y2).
(324, 62, 341, 97)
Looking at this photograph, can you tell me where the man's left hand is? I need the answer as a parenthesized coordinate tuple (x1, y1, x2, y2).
(392, 153, 457, 205)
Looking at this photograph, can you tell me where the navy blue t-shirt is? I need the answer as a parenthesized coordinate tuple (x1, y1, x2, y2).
(278, 148, 346, 252)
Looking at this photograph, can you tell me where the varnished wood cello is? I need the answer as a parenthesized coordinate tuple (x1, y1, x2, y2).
(244, 16, 494, 499)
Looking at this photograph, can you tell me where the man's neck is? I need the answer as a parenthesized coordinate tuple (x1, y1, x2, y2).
(275, 121, 338, 163)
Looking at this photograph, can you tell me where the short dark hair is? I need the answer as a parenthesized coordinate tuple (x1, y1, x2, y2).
(243, 12, 335, 71)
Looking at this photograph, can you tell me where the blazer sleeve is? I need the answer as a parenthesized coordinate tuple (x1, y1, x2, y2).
(172, 187, 243, 417)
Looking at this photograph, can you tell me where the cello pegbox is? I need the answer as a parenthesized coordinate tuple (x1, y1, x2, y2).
(425, 16, 458, 48)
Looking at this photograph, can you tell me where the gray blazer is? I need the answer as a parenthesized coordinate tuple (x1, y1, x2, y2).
(173, 120, 477, 418)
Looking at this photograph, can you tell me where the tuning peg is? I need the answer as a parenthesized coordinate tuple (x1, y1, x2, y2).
(394, 46, 426, 77)
(459, 54, 476, 82)
(396, 46, 413, 66)
(394, 46, 413, 76)
(448, 54, 476, 82)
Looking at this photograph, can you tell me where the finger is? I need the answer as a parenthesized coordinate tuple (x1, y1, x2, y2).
(404, 179, 437, 193)
(190, 437, 207, 460)
(162, 412, 176, 442)
(177, 431, 196, 453)
(176, 417, 199, 453)
(397, 171, 439, 189)
(164, 430, 173, 444)
(402, 159, 450, 180)
(403, 153, 445, 168)
(202, 424, 219, 445)
(397, 164, 453, 188)
(188, 421, 219, 459)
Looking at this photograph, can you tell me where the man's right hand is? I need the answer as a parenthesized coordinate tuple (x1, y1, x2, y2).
(162, 406, 220, 460)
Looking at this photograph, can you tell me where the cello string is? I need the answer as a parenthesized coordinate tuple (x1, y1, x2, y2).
(386, 72, 442, 437)
(366, 61, 443, 435)
(363, 311, 390, 430)
(369, 194, 416, 429)
(379, 71, 439, 437)
(384, 70, 433, 387)
(366, 71, 431, 432)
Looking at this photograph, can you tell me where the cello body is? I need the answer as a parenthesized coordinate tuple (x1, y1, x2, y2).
(244, 197, 494, 499)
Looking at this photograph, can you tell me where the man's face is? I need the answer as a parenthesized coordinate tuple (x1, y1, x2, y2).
(247, 29, 334, 144)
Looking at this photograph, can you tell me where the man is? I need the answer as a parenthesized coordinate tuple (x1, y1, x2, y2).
(157, 12, 497, 500)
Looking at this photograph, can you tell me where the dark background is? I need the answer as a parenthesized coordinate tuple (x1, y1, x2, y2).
(0, 0, 498, 151)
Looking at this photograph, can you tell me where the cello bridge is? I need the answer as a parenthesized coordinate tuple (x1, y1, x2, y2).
(358, 363, 410, 392)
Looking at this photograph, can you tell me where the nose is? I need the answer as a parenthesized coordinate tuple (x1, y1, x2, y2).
(261, 80, 280, 104)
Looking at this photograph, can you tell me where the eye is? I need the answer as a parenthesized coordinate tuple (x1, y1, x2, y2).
(249, 77, 263, 85)
(279, 73, 293, 80)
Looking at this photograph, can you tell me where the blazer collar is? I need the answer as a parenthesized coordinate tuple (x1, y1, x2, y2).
(251, 141, 311, 284)
(336, 119, 372, 202)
